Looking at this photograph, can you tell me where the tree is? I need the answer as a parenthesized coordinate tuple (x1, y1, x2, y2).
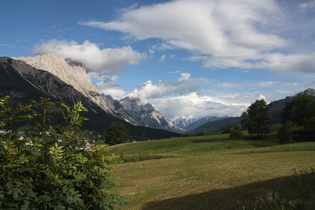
(104, 122, 130, 145)
(229, 124, 243, 139)
(282, 93, 315, 133)
(0, 97, 126, 209)
(242, 99, 273, 138)
(278, 120, 293, 144)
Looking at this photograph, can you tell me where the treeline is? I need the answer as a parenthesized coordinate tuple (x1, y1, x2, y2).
(0, 96, 126, 209)
(228, 93, 315, 142)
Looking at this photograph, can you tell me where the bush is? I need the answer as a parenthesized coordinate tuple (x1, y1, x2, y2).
(0, 97, 126, 209)
(229, 124, 243, 139)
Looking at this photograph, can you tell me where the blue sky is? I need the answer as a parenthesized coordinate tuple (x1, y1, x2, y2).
(1, 0, 315, 120)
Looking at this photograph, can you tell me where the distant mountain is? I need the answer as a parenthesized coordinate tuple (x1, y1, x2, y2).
(193, 117, 242, 135)
(192, 88, 315, 135)
(0, 56, 179, 140)
(172, 117, 198, 130)
(120, 92, 185, 133)
(173, 116, 228, 131)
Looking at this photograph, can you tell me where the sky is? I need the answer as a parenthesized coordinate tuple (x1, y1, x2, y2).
(1, 0, 315, 120)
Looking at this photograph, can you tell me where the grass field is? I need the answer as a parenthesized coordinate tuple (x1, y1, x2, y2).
(109, 129, 315, 209)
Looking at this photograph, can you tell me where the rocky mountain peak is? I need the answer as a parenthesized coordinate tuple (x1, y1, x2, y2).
(303, 88, 315, 97)
(13, 53, 116, 113)
(14, 53, 97, 95)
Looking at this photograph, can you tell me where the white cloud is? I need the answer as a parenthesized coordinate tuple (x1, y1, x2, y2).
(80, 0, 315, 73)
(95, 82, 126, 99)
(150, 92, 260, 120)
(159, 54, 166, 62)
(34, 39, 148, 98)
(132, 73, 210, 99)
(34, 39, 147, 72)
(299, 0, 315, 11)
(215, 82, 243, 88)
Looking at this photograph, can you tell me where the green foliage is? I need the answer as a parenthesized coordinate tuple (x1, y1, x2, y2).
(104, 122, 130, 145)
(229, 124, 243, 139)
(242, 99, 273, 138)
(277, 121, 293, 144)
(283, 93, 315, 133)
(222, 128, 231, 134)
(0, 96, 126, 209)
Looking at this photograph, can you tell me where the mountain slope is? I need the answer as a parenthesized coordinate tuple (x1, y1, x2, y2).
(0, 57, 179, 140)
(120, 92, 185, 133)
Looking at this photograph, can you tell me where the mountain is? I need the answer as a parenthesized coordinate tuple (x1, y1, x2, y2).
(15, 53, 115, 114)
(172, 117, 198, 130)
(120, 92, 185, 133)
(193, 117, 242, 135)
(15, 53, 185, 133)
(192, 88, 315, 135)
(173, 116, 228, 131)
(0, 56, 179, 140)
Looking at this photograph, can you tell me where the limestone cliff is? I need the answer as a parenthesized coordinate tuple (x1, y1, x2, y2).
(14, 53, 114, 113)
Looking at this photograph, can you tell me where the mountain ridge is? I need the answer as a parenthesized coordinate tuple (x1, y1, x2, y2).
(0, 56, 179, 140)
(13, 53, 183, 133)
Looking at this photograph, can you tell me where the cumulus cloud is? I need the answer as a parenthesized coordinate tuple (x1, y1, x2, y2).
(150, 92, 258, 120)
(34, 39, 147, 97)
(80, 0, 315, 73)
(34, 39, 147, 72)
(132, 73, 210, 99)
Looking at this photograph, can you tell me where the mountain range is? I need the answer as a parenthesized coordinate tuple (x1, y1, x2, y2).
(1, 53, 314, 138)
(0, 54, 180, 140)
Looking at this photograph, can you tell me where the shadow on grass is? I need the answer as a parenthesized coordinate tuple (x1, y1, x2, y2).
(143, 171, 315, 210)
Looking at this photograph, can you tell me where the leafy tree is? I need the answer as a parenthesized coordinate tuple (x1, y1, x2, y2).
(0, 97, 126, 209)
(283, 93, 315, 133)
(222, 128, 231, 134)
(278, 121, 294, 144)
(104, 122, 130, 145)
(229, 124, 243, 139)
(242, 99, 273, 138)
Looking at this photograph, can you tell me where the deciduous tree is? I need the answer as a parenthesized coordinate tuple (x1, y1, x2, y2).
(104, 122, 130, 145)
(242, 99, 272, 138)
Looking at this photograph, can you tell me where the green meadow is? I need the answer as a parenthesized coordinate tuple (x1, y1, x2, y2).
(109, 127, 315, 209)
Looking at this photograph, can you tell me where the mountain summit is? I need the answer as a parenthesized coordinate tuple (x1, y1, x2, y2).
(14, 53, 114, 113)
(120, 93, 185, 133)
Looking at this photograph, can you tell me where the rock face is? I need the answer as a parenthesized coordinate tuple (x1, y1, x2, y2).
(120, 92, 185, 133)
(303, 88, 315, 97)
(14, 53, 113, 113)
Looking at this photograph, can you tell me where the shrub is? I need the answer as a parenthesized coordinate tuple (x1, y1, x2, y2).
(229, 124, 243, 139)
(0, 97, 126, 209)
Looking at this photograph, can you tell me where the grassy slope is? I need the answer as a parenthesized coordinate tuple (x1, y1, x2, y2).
(110, 126, 315, 209)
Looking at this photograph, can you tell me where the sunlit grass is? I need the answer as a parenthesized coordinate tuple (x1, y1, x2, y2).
(109, 129, 315, 209)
